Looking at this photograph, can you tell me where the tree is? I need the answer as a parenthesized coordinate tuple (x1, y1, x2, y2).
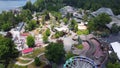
(45, 28, 51, 36)
(45, 12, 50, 21)
(20, 9, 33, 22)
(78, 36, 82, 44)
(69, 19, 78, 32)
(45, 42, 65, 64)
(111, 24, 119, 34)
(43, 34, 48, 43)
(82, 14, 88, 22)
(27, 35, 35, 47)
(109, 52, 118, 63)
(1, 22, 11, 31)
(66, 13, 72, 19)
(0, 64, 4, 68)
(23, 1, 34, 12)
(27, 20, 37, 31)
(0, 36, 19, 68)
(65, 52, 74, 60)
(107, 62, 120, 68)
(63, 17, 68, 25)
(88, 13, 111, 31)
(34, 57, 41, 66)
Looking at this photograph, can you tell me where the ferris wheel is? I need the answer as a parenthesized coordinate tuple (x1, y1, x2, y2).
(64, 56, 97, 68)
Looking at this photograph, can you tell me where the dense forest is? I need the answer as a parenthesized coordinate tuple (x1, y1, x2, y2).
(63, 0, 120, 15)
(24, 0, 120, 15)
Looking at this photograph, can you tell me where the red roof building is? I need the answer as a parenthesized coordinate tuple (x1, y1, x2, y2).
(20, 33, 30, 36)
(22, 48, 33, 54)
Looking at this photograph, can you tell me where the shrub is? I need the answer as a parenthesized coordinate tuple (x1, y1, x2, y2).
(27, 35, 35, 47)
(76, 29, 89, 35)
(34, 57, 41, 66)
(43, 34, 48, 43)
(55, 31, 64, 38)
(65, 52, 74, 60)
(45, 28, 51, 36)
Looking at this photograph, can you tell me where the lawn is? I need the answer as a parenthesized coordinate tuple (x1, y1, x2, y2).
(27, 61, 46, 68)
(8, 62, 46, 68)
(75, 44, 84, 49)
(16, 58, 31, 64)
(76, 29, 89, 35)
(13, 65, 28, 68)
(8, 63, 27, 68)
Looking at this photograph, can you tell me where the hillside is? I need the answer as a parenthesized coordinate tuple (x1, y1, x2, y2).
(24, 0, 120, 15)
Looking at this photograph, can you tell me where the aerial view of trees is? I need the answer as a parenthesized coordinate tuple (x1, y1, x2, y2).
(23, 0, 120, 15)
(88, 13, 112, 31)
(111, 24, 120, 34)
(45, 42, 65, 64)
(34, 57, 41, 66)
(69, 19, 78, 32)
(27, 35, 35, 47)
(106, 52, 120, 68)
(63, 0, 120, 15)
(27, 20, 37, 31)
(0, 36, 19, 68)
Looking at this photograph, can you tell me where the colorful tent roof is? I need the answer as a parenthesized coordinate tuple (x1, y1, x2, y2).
(22, 48, 33, 54)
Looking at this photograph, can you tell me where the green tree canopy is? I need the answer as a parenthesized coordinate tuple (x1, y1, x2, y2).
(63, 17, 68, 25)
(0, 36, 19, 67)
(107, 62, 120, 68)
(88, 13, 112, 31)
(34, 57, 41, 66)
(23, 1, 35, 12)
(1, 22, 11, 31)
(27, 35, 35, 47)
(65, 52, 74, 60)
(111, 24, 119, 34)
(45, 28, 51, 36)
(27, 20, 37, 31)
(69, 19, 78, 32)
(45, 42, 65, 64)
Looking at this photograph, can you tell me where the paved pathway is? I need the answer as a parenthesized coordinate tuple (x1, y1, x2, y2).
(15, 53, 45, 66)
(19, 57, 33, 60)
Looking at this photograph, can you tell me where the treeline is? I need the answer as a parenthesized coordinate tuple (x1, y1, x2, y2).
(63, 0, 120, 15)
(23, 0, 63, 12)
(24, 0, 120, 15)
(0, 10, 32, 31)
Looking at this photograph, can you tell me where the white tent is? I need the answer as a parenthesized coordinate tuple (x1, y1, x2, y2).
(111, 42, 120, 60)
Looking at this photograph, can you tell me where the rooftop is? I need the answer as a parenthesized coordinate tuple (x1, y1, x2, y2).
(22, 48, 33, 54)
(111, 42, 120, 60)
(106, 16, 120, 28)
(91, 7, 114, 17)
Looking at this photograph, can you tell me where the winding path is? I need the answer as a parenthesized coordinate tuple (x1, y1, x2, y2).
(15, 53, 45, 66)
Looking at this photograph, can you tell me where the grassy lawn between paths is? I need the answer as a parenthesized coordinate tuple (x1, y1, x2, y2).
(75, 44, 84, 49)
(77, 29, 89, 35)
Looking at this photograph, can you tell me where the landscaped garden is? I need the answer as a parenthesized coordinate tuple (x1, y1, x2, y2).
(74, 44, 84, 49)
(76, 29, 89, 35)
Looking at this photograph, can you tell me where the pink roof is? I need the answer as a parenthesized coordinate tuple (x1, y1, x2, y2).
(20, 33, 30, 36)
(22, 48, 33, 54)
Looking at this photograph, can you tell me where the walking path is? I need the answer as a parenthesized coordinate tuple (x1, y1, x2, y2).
(15, 53, 45, 66)
(19, 57, 33, 60)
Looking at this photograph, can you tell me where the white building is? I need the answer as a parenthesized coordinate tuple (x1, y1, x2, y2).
(60, 6, 76, 17)
(91, 7, 114, 17)
(55, 26, 69, 33)
(111, 42, 120, 60)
